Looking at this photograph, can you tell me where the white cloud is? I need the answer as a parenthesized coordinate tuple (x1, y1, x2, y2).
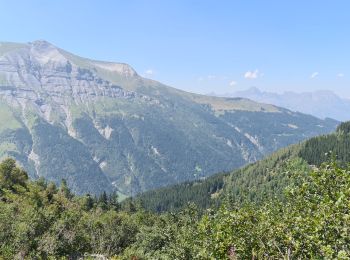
(337, 73, 344, 78)
(244, 69, 259, 79)
(207, 75, 216, 80)
(229, 81, 237, 87)
(310, 72, 319, 79)
(144, 69, 154, 76)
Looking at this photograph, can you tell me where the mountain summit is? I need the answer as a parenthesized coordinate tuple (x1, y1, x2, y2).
(0, 41, 338, 195)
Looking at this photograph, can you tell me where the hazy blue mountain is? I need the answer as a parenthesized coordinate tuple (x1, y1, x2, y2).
(0, 41, 338, 195)
(223, 87, 350, 121)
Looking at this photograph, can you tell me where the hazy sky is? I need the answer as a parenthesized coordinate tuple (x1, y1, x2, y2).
(1, 0, 350, 97)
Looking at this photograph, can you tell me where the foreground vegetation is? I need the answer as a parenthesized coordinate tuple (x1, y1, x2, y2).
(1, 155, 350, 259)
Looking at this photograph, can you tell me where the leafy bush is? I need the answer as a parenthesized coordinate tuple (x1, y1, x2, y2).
(1, 157, 350, 258)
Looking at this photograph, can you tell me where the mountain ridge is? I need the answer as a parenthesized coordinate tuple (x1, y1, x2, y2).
(0, 40, 339, 195)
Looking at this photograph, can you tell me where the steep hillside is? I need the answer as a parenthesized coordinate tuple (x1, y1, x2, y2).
(0, 41, 338, 195)
(136, 122, 350, 213)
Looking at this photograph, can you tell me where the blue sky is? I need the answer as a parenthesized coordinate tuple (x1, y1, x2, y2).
(1, 0, 350, 97)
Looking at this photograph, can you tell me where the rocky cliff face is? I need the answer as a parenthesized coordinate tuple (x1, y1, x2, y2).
(0, 41, 140, 123)
(0, 41, 339, 195)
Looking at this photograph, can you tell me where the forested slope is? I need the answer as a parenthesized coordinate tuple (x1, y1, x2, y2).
(134, 121, 350, 213)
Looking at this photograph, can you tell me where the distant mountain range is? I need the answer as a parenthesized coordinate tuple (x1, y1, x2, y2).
(0, 41, 338, 195)
(216, 87, 350, 121)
